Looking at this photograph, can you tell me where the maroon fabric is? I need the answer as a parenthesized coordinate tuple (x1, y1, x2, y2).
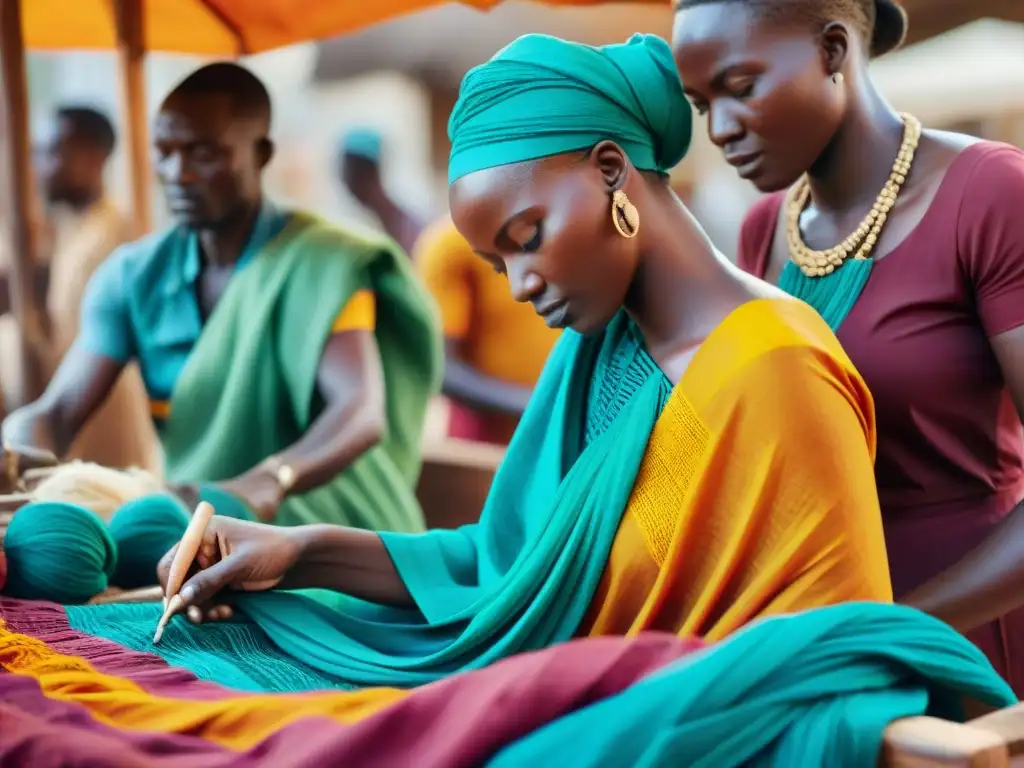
(447, 400, 514, 445)
(0, 683, 225, 768)
(0, 621, 704, 768)
(0, 547, 6, 592)
(0, 598, 235, 700)
(737, 141, 1024, 692)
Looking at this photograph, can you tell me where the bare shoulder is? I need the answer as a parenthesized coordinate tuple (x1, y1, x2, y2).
(922, 128, 982, 153)
(916, 129, 984, 173)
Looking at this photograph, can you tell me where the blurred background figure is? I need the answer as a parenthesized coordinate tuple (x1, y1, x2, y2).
(415, 216, 560, 445)
(337, 127, 424, 255)
(0, 105, 158, 470)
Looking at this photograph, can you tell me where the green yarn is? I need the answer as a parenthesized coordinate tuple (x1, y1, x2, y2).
(108, 494, 191, 589)
(777, 259, 873, 332)
(2, 501, 118, 603)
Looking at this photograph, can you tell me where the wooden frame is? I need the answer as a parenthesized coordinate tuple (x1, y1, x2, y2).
(0, 0, 44, 401)
(1, 0, 152, 403)
(883, 707, 1024, 766)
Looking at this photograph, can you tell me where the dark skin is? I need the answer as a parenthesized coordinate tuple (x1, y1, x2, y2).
(673, 3, 1024, 632)
(157, 143, 773, 624)
(0, 117, 112, 361)
(341, 153, 530, 415)
(2, 89, 387, 524)
(339, 153, 424, 257)
(40, 116, 109, 210)
(441, 337, 532, 415)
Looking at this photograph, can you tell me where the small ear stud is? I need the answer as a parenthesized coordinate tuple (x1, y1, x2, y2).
(832, 72, 845, 85)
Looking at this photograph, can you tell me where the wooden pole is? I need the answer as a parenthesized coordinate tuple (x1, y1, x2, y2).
(0, 0, 44, 402)
(114, 0, 150, 237)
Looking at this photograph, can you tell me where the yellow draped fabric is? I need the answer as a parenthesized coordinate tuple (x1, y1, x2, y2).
(581, 297, 893, 641)
(0, 624, 406, 748)
(22, 0, 662, 55)
(0, 297, 891, 740)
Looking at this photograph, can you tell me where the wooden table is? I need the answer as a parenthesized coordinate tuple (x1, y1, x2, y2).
(883, 702, 1024, 766)
(416, 438, 503, 529)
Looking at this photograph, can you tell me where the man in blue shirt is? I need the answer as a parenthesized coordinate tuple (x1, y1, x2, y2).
(3, 63, 439, 532)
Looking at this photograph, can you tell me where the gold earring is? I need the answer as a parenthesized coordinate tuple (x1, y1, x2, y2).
(611, 189, 640, 239)
(832, 72, 844, 85)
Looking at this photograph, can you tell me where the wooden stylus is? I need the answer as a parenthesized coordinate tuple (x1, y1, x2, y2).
(153, 500, 215, 644)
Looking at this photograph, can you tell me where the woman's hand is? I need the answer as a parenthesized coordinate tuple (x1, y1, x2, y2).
(156, 516, 303, 625)
(0, 442, 58, 493)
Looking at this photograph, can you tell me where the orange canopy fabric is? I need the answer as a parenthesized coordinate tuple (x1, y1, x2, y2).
(23, 0, 661, 55)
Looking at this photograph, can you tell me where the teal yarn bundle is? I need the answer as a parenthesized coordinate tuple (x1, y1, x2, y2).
(2, 501, 118, 603)
(1, 494, 198, 602)
(108, 494, 191, 589)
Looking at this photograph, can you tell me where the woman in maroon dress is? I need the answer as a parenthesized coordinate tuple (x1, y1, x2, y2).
(672, 0, 1024, 692)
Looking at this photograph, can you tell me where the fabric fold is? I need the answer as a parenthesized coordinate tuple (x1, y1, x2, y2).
(2, 603, 1016, 767)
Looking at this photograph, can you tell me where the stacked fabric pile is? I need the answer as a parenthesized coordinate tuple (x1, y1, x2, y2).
(0, 599, 1015, 766)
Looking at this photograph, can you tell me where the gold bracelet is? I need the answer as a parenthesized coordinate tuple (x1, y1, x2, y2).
(261, 455, 297, 495)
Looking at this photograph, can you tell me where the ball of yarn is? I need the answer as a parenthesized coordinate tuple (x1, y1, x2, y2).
(108, 494, 190, 589)
(3, 501, 118, 603)
(31, 461, 164, 523)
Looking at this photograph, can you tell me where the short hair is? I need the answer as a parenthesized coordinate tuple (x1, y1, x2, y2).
(56, 106, 117, 155)
(674, 0, 908, 58)
(164, 61, 272, 128)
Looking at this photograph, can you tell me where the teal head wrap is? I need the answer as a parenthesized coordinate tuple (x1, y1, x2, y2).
(341, 128, 382, 162)
(448, 33, 692, 184)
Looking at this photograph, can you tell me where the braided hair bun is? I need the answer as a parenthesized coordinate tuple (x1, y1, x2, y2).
(871, 0, 908, 56)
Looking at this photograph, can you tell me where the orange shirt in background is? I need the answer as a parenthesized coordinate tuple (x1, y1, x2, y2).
(415, 217, 560, 444)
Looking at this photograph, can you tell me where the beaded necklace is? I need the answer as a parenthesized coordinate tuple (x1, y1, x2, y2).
(777, 113, 922, 330)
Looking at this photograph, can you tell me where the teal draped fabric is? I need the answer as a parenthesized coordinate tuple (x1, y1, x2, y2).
(69, 313, 673, 690)
(489, 603, 1017, 767)
(778, 259, 874, 331)
(447, 33, 692, 183)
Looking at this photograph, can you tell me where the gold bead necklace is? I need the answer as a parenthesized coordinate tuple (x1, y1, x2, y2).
(785, 112, 922, 277)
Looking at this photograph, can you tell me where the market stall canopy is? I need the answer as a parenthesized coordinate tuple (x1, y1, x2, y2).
(21, 0, 663, 55)
(313, 2, 672, 82)
(312, 0, 1024, 83)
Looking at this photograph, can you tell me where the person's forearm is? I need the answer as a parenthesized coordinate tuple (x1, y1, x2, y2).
(443, 357, 532, 415)
(247, 395, 384, 496)
(900, 500, 1024, 632)
(282, 524, 413, 607)
(364, 195, 423, 256)
(380, 210, 424, 257)
(8, 344, 125, 458)
(2, 400, 61, 455)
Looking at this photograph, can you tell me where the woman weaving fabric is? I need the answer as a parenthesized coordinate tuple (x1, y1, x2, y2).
(0, 34, 1016, 767)
(132, 31, 893, 638)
